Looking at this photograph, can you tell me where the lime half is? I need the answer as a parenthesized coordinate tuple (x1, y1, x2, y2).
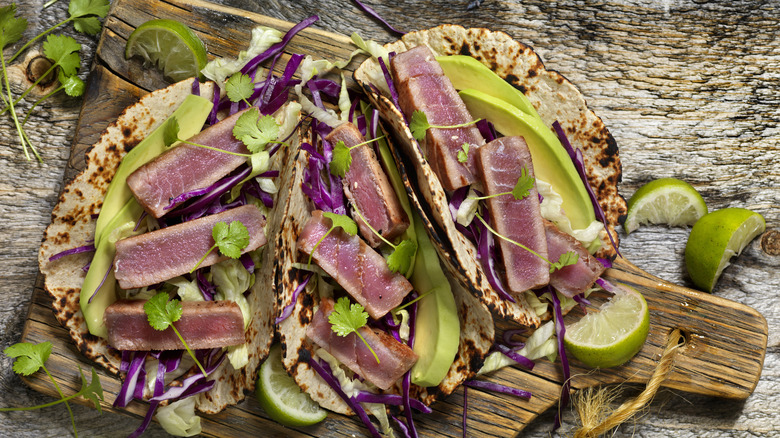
(125, 19, 207, 83)
(685, 207, 766, 292)
(256, 344, 327, 427)
(624, 178, 708, 234)
(564, 285, 650, 368)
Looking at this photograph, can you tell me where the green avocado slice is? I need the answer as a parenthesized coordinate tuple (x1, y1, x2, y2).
(436, 55, 539, 119)
(409, 211, 460, 387)
(459, 88, 596, 231)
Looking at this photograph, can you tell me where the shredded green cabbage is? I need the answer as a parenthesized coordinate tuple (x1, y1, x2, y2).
(537, 179, 603, 252)
(155, 397, 202, 437)
(166, 276, 203, 302)
(478, 320, 557, 375)
(201, 26, 283, 85)
(212, 258, 254, 369)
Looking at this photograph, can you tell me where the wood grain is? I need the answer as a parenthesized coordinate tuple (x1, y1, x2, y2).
(3, 0, 778, 437)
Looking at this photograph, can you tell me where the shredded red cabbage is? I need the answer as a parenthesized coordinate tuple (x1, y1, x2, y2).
(502, 329, 526, 348)
(276, 272, 312, 324)
(475, 119, 497, 143)
(552, 121, 621, 257)
(549, 287, 571, 431)
(353, 391, 432, 413)
(495, 343, 535, 370)
(87, 263, 112, 304)
(114, 351, 148, 408)
(239, 253, 255, 272)
(463, 379, 532, 399)
(402, 294, 419, 438)
(308, 356, 381, 438)
(196, 270, 216, 300)
(241, 16, 319, 76)
(378, 55, 401, 114)
(596, 257, 613, 269)
(191, 78, 200, 96)
(573, 293, 591, 312)
(168, 165, 252, 220)
(595, 277, 617, 293)
(392, 414, 412, 438)
(48, 243, 95, 262)
(352, 0, 405, 35)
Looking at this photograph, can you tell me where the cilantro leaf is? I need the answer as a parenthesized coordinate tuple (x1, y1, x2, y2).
(549, 250, 579, 273)
(4, 341, 51, 376)
(322, 211, 357, 236)
(457, 143, 469, 164)
(42, 34, 81, 77)
(226, 73, 254, 103)
(61, 74, 85, 97)
(329, 140, 352, 177)
(69, 0, 110, 34)
(328, 297, 379, 363)
(163, 116, 180, 148)
(386, 238, 417, 274)
(409, 110, 429, 141)
(233, 108, 280, 153)
(0, 5, 27, 49)
(213, 220, 250, 259)
(511, 166, 535, 200)
(78, 366, 104, 412)
(144, 292, 183, 331)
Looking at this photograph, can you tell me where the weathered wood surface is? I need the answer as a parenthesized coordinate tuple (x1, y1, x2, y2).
(1, 0, 778, 437)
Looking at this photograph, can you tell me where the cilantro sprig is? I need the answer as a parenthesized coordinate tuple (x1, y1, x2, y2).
(328, 297, 379, 364)
(190, 220, 250, 272)
(225, 72, 255, 107)
(409, 110, 481, 141)
(144, 292, 208, 378)
(307, 212, 357, 266)
(469, 166, 536, 202)
(2, 342, 104, 437)
(329, 136, 385, 177)
(351, 203, 417, 275)
(474, 212, 578, 273)
(0, 1, 108, 162)
(457, 143, 469, 164)
(163, 116, 251, 158)
(233, 108, 282, 153)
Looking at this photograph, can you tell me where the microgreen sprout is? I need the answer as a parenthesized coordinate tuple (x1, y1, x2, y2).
(474, 212, 578, 272)
(351, 203, 417, 275)
(190, 220, 250, 272)
(328, 296, 379, 364)
(469, 167, 535, 202)
(409, 110, 481, 141)
(307, 212, 357, 266)
(144, 292, 208, 378)
(2, 342, 104, 437)
(329, 136, 385, 177)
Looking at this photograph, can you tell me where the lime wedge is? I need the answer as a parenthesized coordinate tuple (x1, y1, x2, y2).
(125, 19, 208, 83)
(685, 208, 766, 292)
(256, 344, 327, 427)
(624, 178, 708, 234)
(563, 284, 650, 368)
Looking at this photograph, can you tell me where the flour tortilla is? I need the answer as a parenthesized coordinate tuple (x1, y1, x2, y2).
(37, 78, 286, 414)
(273, 130, 494, 414)
(353, 25, 626, 325)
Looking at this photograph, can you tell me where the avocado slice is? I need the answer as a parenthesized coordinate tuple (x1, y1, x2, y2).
(93, 93, 213, 245)
(409, 212, 459, 387)
(436, 55, 539, 119)
(459, 88, 596, 231)
(81, 198, 144, 338)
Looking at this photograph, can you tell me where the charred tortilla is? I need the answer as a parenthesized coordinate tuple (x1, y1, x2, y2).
(273, 129, 494, 414)
(37, 78, 286, 414)
(353, 25, 626, 324)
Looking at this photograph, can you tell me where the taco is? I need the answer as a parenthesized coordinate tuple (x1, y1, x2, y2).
(38, 75, 301, 433)
(272, 93, 494, 432)
(353, 25, 626, 325)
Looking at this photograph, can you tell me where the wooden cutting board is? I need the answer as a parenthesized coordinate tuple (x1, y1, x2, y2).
(21, 0, 768, 436)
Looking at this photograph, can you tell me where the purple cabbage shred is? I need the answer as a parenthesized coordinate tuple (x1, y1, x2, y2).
(463, 379, 532, 399)
(549, 287, 571, 431)
(48, 243, 95, 262)
(275, 272, 313, 324)
(352, 0, 405, 35)
(495, 343, 535, 370)
(241, 16, 319, 76)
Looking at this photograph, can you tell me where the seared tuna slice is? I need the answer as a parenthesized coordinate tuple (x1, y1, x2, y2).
(325, 122, 409, 247)
(114, 205, 266, 289)
(105, 299, 245, 351)
(391, 46, 484, 191)
(307, 297, 418, 390)
(476, 136, 549, 294)
(389, 45, 444, 84)
(297, 211, 413, 319)
(545, 220, 606, 297)
(127, 109, 249, 218)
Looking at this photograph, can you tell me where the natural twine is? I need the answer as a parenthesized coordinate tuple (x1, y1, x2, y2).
(573, 328, 684, 438)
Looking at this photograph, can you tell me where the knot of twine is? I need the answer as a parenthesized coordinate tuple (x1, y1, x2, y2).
(573, 328, 684, 438)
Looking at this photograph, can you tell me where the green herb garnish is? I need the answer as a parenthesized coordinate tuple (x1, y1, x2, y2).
(225, 72, 254, 106)
(191, 220, 250, 272)
(457, 143, 469, 163)
(307, 212, 357, 266)
(469, 166, 535, 201)
(329, 136, 385, 177)
(163, 116, 251, 157)
(351, 204, 417, 275)
(328, 297, 379, 364)
(233, 107, 281, 153)
(144, 292, 208, 378)
(2, 342, 104, 437)
(474, 212, 578, 272)
(409, 110, 481, 141)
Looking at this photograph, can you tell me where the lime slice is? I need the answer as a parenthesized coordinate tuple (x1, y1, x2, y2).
(685, 208, 766, 292)
(564, 285, 650, 368)
(125, 19, 208, 83)
(256, 344, 327, 427)
(624, 178, 708, 234)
